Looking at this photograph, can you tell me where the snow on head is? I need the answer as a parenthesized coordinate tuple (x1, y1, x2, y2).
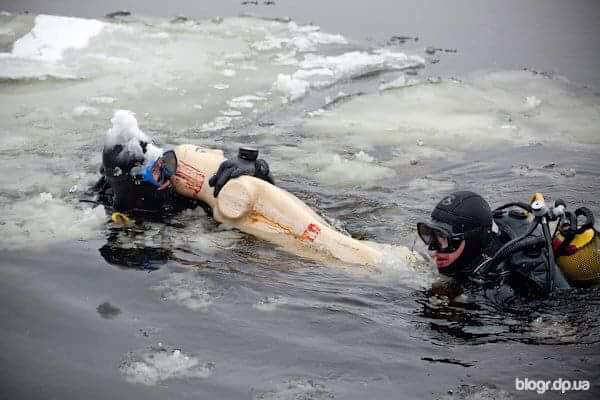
(11, 14, 105, 62)
(105, 110, 162, 164)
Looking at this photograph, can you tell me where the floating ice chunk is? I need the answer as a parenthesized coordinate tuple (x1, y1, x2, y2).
(378, 74, 420, 91)
(559, 168, 576, 177)
(201, 116, 232, 132)
(227, 95, 266, 109)
(273, 74, 310, 102)
(83, 53, 132, 64)
(213, 83, 230, 90)
(154, 272, 217, 310)
(0, 194, 106, 251)
(524, 95, 542, 109)
(274, 51, 299, 66)
(305, 108, 326, 118)
(251, 35, 287, 51)
(289, 31, 347, 52)
(315, 153, 394, 186)
(288, 22, 321, 33)
(355, 151, 374, 162)
(222, 69, 236, 77)
(12, 14, 105, 62)
(144, 32, 169, 40)
(88, 96, 116, 104)
(72, 105, 99, 116)
(220, 109, 242, 117)
(239, 63, 258, 70)
(408, 177, 455, 194)
(224, 52, 246, 61)
(253, 295, 288, 311)
(193, 104, 203, 110)
(256, 377, 333, 400)
(120, 347, 213, 386)
(0, 54, 78, 80)
(300, 50, 424, 82)
(292, 68, 334, 80)
(529, 315, 577, 343)
(39, 192, 53, 202)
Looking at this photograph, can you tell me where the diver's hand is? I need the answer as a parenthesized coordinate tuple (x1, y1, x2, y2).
(209, 157, 275, 197)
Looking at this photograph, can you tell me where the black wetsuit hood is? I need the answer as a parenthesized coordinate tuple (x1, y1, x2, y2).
(430, 191, 496, 276)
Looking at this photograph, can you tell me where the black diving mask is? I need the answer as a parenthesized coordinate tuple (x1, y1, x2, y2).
(417, 221, 468, 252)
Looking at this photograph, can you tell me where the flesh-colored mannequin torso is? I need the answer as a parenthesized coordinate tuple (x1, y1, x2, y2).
(170, 144, 382, 266)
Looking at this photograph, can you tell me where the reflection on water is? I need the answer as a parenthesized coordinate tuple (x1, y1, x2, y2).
(415, 287, 600, 346)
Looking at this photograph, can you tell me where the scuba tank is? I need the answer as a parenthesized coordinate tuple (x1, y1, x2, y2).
(474, 194, 571, 294)
(553, 207, 600, 286)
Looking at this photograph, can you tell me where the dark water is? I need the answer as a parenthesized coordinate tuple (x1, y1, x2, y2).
(1, 1, 600, 400)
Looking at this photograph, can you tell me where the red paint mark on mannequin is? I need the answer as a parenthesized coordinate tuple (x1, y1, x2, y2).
(175, 160, 205, 196)
(301, 223, 321, 242)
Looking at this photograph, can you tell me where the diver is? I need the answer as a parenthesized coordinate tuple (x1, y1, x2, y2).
(416, 191, 600, 305)
(90, 110, 383, 266)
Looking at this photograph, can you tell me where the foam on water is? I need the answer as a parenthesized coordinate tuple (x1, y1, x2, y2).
(120, 346, 213, 385)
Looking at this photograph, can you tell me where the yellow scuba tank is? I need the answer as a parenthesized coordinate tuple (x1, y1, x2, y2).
(553, 207, 600, 286)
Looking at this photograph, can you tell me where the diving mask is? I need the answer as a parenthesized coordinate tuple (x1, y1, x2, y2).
(416, 221, 481, 253)
(138, 150, 177, 189)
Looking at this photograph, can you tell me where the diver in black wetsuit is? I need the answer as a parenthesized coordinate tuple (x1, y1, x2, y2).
(89, 138, 274, 217)
(415, 191, 600, 306)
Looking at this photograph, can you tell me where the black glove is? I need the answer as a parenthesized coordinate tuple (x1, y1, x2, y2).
(208, 148, 275, 197)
